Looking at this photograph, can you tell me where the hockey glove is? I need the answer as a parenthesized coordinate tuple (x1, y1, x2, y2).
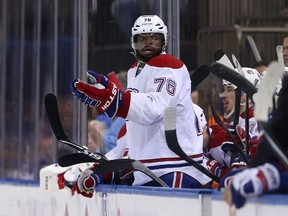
(230, 163, 280, 208)
(206, 158, 229, 178)
(76, 167, 103, 198)
(208, 124, 245, 151)
(64, 166, 82, 184)
(70, 71, 130, 118)
(230, 153, 249, 168)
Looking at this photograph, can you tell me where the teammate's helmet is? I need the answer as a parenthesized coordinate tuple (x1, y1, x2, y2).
(131, 15, 168, 50)
(222, 67, 261, 90)
(222, 79, 237, 89)
(241, 67, 262, 90)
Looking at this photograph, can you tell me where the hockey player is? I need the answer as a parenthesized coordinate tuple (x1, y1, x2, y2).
(220, 79, 237, 124)
(219, 67, 261, 139)
(223, 73, 288, 209)
(70, 15, 211, 196)
(205, 67, 261, 179)
(237, 68, 261, 138)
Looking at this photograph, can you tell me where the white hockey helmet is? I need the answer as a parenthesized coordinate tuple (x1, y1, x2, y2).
(222, 79, 237, 89)
(131, 15, 168, 50)
(241, 67, 262, 90)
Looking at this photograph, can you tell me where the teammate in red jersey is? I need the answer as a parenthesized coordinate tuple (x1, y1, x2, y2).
(205, 67, 262, 179)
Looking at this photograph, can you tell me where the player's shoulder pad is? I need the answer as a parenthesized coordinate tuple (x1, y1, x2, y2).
(147, 54, 184, 69)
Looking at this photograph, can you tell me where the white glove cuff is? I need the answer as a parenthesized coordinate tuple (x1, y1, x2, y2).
(258, 163, 280, 192)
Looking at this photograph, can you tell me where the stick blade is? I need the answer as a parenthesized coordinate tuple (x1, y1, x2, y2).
(164, 107, 186, 157)
(246, 35, 262, 62)
(164, 107, 176, 131)
(254, 61, 284, 123)
(210, 62, 257, 99)
(213, 49, 235, 70)
(231, 54, 244, 76)
(131, 161, 169, 187)
(213, 49, 225, 61)
(44, 93, 69, 141)
(190, 65, 210, 91)
(164, 107, 179, 154)
(58, 153, 99, 167)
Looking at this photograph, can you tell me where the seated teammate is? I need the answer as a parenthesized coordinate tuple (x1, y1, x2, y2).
(222, 74, 288, 209)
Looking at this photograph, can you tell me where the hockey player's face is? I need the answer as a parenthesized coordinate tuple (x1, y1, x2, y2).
(283, 37, 288, 67)
(220, 85, 235, 114)
(134, 33, 164, 60)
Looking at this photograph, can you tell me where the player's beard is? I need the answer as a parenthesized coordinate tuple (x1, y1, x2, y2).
(135, 47, 163, 63)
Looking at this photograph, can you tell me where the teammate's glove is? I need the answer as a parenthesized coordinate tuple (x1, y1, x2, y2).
(206, 158, 229, 178)
(70, 71, 130, 118)
(230, 153, 249, 169)
(76, 167, 103, 198)
(208, 124, 246, 151)
(229, 163, 280, 208)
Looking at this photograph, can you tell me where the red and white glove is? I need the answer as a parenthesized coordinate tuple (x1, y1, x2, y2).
(70, 71, 130, 118)
(76, 167, 103, 198)
(229, 163, 280, 208)
(62, 163, 94, 196)
(208, 124, 246, 151)
(206, 158, 229, 178)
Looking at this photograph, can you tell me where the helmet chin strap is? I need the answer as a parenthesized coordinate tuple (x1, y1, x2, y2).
(239, 94, 252, 106)
(130, 51, 146, 65)
(224, 107, 235, 120)
(130, 47, 164, 65)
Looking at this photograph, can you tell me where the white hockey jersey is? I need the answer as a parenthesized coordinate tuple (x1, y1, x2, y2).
(124, 53, 211, 185)
(238, 107, 260, 139)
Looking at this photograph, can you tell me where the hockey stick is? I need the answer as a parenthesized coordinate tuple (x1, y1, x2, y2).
(211, 60, 288, 168)
(213, 49, 235, 70)
(59, 153, 162, 180)
(213, 49, 244, 123)
(276, 45, 285, 68)
(210, 61, 259, 164)
(44, 93, 107, 163)
(190, 65, 210, 92)
(209, 105, 249, 165)
(246, 35, 262, 63)
(164, 107, 220, 183)
(262, 129, 288, 170)
(235, 125, 246, 150)
(44, 93, 168, 187)
(231, 54, 244, 76)
(210, 62, 257, 101)
(58, 153, 169, 186)
(253, 61, 288, 169)
(58, 153, 104, 166)
(214, 51, 247, 140)
(253, 61, 282, 123)
(231, 54, 251, 154)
